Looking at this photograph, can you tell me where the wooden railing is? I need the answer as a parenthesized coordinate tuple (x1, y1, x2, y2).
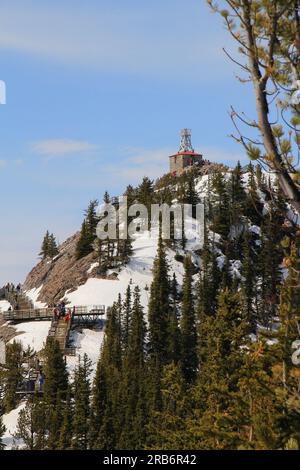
(2, 305, 106, 322)
(63, 347, 76, 356)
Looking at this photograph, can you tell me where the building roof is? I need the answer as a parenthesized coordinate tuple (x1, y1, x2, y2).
(169, 151, 202, 158)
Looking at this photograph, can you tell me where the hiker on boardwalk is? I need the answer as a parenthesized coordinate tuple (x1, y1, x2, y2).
(34, 357, 40, 370)
(59, 301, 66, 317)
(5, 282, 13, 293)
(37, 371, 43, 392)
(27, 369, 35, 392)
(64, 309, 72, 323)
(53, 306, 60, 320)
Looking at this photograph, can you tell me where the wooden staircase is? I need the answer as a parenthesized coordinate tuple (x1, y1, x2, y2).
(48, 315, 75, 355)
(55, 318, 69, 349)
(0, 288, 34, 311)
(15, 293, 34, 311)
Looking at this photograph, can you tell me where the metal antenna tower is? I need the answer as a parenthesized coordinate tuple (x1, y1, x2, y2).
(179, 128, 194, 152)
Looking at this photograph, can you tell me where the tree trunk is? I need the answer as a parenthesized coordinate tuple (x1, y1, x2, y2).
(244, 1, 300, 215)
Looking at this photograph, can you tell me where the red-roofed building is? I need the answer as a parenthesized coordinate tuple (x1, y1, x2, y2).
(169, 129, 203, 176)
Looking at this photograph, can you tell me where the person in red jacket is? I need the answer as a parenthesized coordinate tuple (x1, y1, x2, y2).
(64, 309, 71, 322)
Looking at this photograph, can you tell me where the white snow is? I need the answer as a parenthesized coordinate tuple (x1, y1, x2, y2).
(66, 232, 157, 309)
(2, 403, 26, 450)
(195, 174, 211, 199)
(67, 328, 105, 376)
(217, 254, 226, 270)
(249, 224, 261, 236)
(9, 321, 51, 352)
(287, 206, 300, 226)
(65, 224, 201, 310)
(26, 286, 47, 308)
(87, 262, 99, 274)
(230, 260, 242, 280)
(0, 300, 11, 312)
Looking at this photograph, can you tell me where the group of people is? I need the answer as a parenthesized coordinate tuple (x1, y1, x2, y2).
(4, 282, 22, 293)
(52, 301, 74, 322)
(1, 282, 23, 311)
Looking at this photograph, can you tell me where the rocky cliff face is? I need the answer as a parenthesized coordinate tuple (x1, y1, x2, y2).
(23, 232, 99, 305)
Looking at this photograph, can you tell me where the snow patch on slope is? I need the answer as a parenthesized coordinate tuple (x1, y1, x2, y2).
(0, 300, 11, 312)
(9, 321, 51, 352)
(66, 232, 157, 309)
(87, 262, 99, 274)
(67, 328, 105, 377)
(65, 224, 201, 310)
(2, 403, 26, 450)
(26, 286, 47, 308)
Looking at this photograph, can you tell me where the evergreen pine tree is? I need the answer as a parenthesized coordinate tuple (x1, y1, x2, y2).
(3, 341, 23, 412)
(119, 286, 147, 449)
(85, 199, 99, 237)
(148, 226, 171, 365)
(263, 243, 300, 447)
(103, 191, 111, 204)
(121, 285, 132, 351)
(124, 184, 137, 207)
(76, 200, 99, 259)
(137, 177, 154, 209)
(39, 231, 50, 259)
(72, 354, 92, 450)
(14, 395, 47, 450)
(89, 355, 110, 449)
(47, 392, 64, 450)
(119, 238, 133, 265)
(76, 220, 93, 260)
(229, 161, 247, 258)
(210, 170, 231, 238)
(48, 233, 59, 259)
(89, 304, 122, 449)
(147, 363, 192, 450)
(245, 163, 263, 225)
(180, 256, 197, 383)
(167, 274, 181, 364)
(137, 177, 154, 229)
(197, 289, 248, 449)
(58, 387, 73, 450)
(257, 204, 283, 325)
(231, 161, 246, 207)
(241, 226, 257, 332)
(43, 338, 68, 406)
(197, 221, 221, 317)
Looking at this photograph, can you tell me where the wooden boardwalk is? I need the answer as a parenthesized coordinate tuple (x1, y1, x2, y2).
(48, 316, 75, 355)
(2, 305, 105, 322)
(1, 288, 106, 357)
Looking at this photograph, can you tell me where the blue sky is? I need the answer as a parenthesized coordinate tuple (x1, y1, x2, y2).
(0, 0, 255, 284)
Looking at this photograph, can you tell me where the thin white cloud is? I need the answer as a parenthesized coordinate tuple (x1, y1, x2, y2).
(31, 139, 97, 157)
(0, 159, 7, 168)
(0, 1, 234, 80)
(105, 147, 170, 185)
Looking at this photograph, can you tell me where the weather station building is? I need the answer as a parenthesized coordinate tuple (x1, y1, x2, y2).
(169, 129, 203, 176)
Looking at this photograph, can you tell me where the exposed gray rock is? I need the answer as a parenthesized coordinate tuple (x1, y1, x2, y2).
(23, 232, 99, 305)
